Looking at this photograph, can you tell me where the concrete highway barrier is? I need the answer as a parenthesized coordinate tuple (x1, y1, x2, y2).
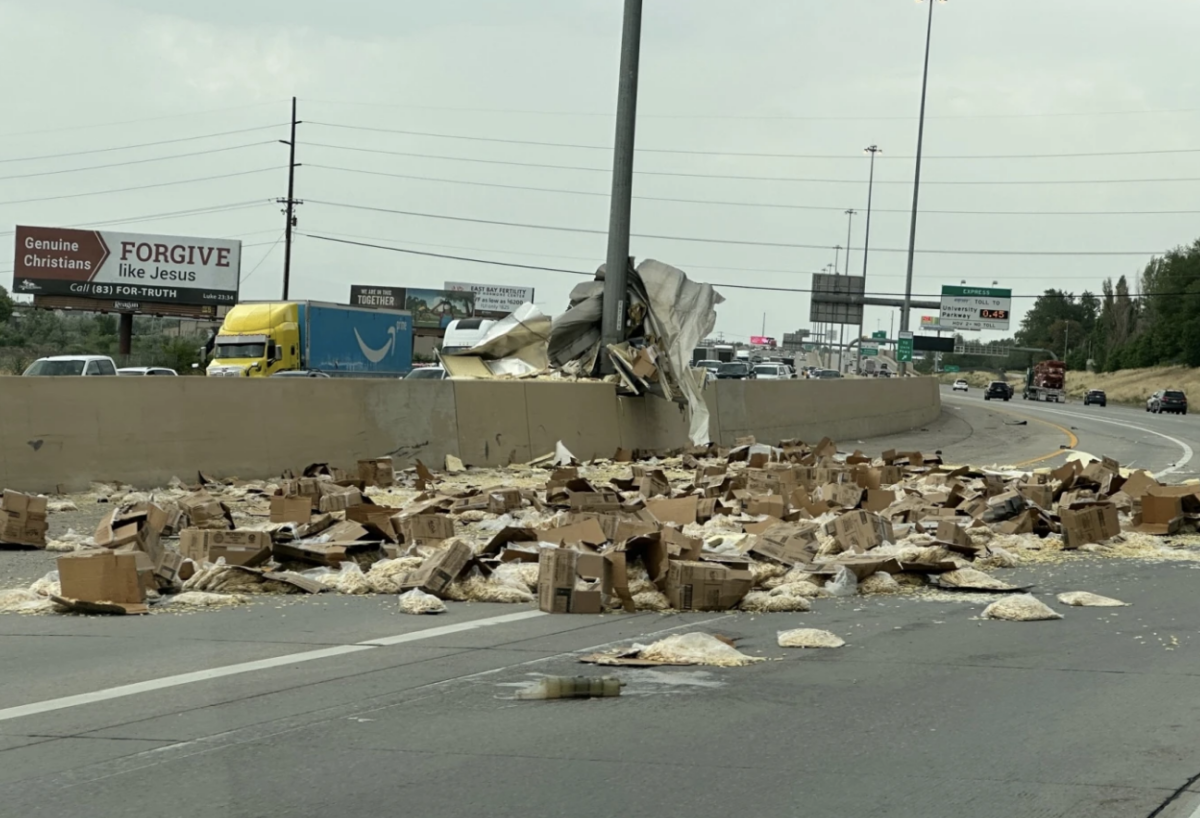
(0, 376, 940, 491)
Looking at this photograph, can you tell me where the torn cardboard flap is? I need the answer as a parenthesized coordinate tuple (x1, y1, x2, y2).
(1133, 494, 1184, 536)
(401, 540, 472, 597)
(646, 495, 699, 526)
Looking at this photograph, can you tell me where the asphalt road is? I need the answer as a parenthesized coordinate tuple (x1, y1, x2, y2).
(6, 392, 1200, 817)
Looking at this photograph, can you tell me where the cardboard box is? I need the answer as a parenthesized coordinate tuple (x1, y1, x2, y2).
(863, 489, 897, 513)
(179, 492, 233, 529)
(538, 547, 578, 613)
(639, 469, 671, 499)
(345, 503, 401, 542)
(402, 540, 472, 596)
(358, 458, 395, 488)
(824, 510, 894, 552)
(1060, 502, 1120, 549)
(568, 490, 622, 513)
(1, 490, 48, 547)
(666, 560, 753, 611)
(1134, 494, 1184, 535)
(57, 551, 146, 611)
(1017, 483, 1053, 511)
(750, 522, 820, 565)
(180, 529, 272, 566)
(487, 488, 522, 514)
(645, 495, 699, 526)
(537, 518, 607, 548)
(271, 540, 385, 568)
(399, 513, 455, 543)
(271, 496, 312, 525)
(318, 485, 363, 513)
(746, 495, 786, 519)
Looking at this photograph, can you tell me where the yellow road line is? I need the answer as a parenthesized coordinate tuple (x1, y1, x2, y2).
(980, 402, 1080, 467)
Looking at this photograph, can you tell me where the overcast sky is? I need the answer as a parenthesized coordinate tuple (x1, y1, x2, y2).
(2, 0, 1198, 345)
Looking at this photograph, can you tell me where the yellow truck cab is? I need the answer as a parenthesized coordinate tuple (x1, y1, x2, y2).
(207, 303, 301, 377)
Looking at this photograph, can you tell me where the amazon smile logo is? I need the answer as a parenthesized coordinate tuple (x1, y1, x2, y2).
(355, 324, 399, 363)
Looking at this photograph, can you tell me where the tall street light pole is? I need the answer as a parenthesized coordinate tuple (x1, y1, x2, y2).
(901, 0, 944, 374)
(840, 209, 856, 371)
(601, 0, 643, 373)
(857, 146, 881, 375)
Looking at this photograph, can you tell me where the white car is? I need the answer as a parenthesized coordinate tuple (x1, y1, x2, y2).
(952, 379, 969, 392)
(23, 355, 118, 376)
(753, 363, 791, 380)
(404, 365, 448, 380)
(118, 367, 178, 376)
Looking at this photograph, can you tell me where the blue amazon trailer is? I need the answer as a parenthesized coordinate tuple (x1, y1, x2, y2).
(300, 302, 413, 377)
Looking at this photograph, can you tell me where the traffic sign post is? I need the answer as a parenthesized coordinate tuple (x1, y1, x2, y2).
(897, 331, 914, 363)
(871, 330, 886, 340)
(939, 285, 1011, 332)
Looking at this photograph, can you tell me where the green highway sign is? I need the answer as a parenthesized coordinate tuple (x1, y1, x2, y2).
(861, 345, 879, 357)
(897, 331, 914, 363)
(871, 330, 886, 339)
(944, 365, 960, 373)
(940, 285, 1011, 298)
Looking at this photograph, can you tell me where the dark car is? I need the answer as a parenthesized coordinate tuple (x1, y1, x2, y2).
(271, 370, 331, 378)
(716, 361, 754, 379)
(1084, 389, 1107, 407)
(1148, 389, 1188, 415)
(984, 381, 1011, 401)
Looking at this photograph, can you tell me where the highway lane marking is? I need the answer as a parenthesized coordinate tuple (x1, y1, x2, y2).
(0, 610, 546, 724)
(943, 394, 1078, 467)
(1011, 404, 1195, 479)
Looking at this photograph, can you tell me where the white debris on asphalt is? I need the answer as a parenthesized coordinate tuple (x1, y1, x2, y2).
(1057, 591, 1129, 607)
(637, 633, 764, 667)
(160, 592, 251, 608)
(859, 572, 901, 595)
(738, 591, 812, 613)
(983, 594, 1063, 622)
(398, 589, 446, 615)
(777, 628, 846, 649)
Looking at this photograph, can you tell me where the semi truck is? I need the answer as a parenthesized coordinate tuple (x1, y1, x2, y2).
(207, 301, 414, 377)
(1023, 360, 1066, 402)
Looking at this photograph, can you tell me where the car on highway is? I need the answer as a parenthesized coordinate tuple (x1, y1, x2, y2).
(716, 361, 754, 379)
(815, 369, 842, 379)
(270, 369, 331, 378)
(22, 355, 118, 376)
(984, 381, 1011, 401)
(952, 379, 969, 392)
(404, 365, 448, 380)
(1083, 389, 1107, 407)
(696, 359, 722, 375)
(752, 363, 792, 380)
(1147, 389, 1188, 414)
(118, 366, 178, 376)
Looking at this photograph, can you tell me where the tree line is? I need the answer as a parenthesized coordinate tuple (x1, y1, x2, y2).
(0, 285, 204, 374)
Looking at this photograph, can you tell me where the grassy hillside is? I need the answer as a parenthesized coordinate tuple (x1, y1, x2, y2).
(1065, 367, 1199, 403)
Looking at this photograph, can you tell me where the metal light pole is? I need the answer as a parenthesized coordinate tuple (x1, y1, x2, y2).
(601, 0, 643, 372)
(900, 0, 944, 374)
(856, 146, 881, 375)
(840, 209, 856, 371)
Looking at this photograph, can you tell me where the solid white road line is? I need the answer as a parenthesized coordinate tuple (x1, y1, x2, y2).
(0, 610, 546, 724)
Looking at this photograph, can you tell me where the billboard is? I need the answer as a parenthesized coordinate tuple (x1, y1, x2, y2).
(404, 288, 475, 329)
(350, 285, 406, 309)
(13, 226, 240, 306)
(939, 285, 1011, 332)
(750, 336, 777, 348)
(809, 273, 865, 325)
(920, 315, 941, 328)
(444, 281, 533, 318)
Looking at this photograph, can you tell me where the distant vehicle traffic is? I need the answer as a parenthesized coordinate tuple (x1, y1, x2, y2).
(952, 379, 969, 392)
(404, 365, 448, 380)
(1083, 389, 1107, 407)
(752, 363, 792, 380)
(716, 361, 753, 379)
(207, 301, 413, 378)
(696, 359, 722, 374)
(984, 381, 1011, 402)
(271, 370, 331, 378)
(23, 355, 117, 376)
(1024, 360, 1066, 402)
(815, 369, 842, 379)
(118, 367, 178, 376)
(1147, 390, 1187, 415)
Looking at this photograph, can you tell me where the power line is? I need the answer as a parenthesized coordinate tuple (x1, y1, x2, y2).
(0, 100, 285, 140)
(305, 199, 1164, 257)
(0, 125, 286, 164)
(241, 232, 288, 286)
(299, 232, 1170, 298)
(0, 200, 270, 237)
(0, 168, 278, 207)
(302, 98, 1200, 122)
(306, 120, 1200, 161)
(305, 162, 1200, 218)
(302, 142, 1200, 187)
(0, 142, 276, 181)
